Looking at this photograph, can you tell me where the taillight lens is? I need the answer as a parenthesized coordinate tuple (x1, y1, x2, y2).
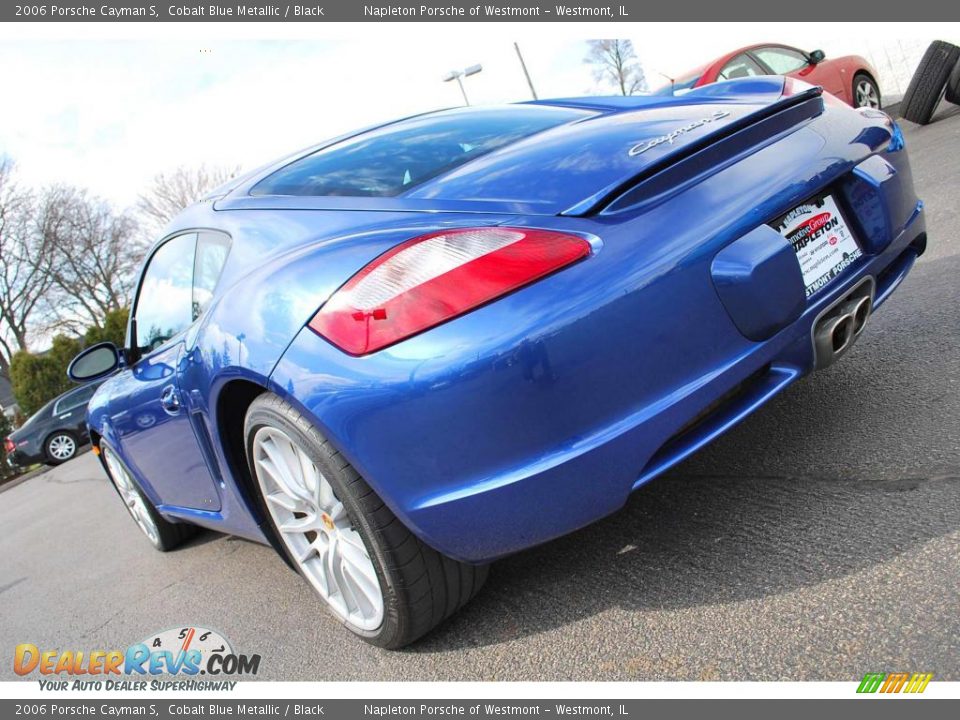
(309, 227, 591, 355)
(4, 437, 14, 454)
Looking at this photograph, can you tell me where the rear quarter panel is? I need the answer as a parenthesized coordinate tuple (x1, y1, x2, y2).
(88, 203, 518, 541)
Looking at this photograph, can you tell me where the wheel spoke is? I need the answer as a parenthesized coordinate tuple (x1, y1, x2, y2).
(277, 513, 320, 533)
(258, 438, 312, 504)
(294, 446, 320, 498)
(328, 500, 346, 522)
(326, 535, 348, 602)
(318, 475, 335, 509)
(252, 425, 384, 630)
(329, 535, 363, 615)
(342, 564, 380, 617)
(339, 538, 379, 592)
(296, 540, 318, 563)
(337, 528, 367, 556)
(312, 537, 331, 595)
(265, 491, 304, 513)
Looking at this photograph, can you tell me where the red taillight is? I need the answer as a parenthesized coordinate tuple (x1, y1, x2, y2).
(4, 437, 14, 454)
(309, 227, 591, 355)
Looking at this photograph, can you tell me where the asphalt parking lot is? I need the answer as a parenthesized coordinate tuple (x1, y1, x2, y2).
(2, 103, 959, 682)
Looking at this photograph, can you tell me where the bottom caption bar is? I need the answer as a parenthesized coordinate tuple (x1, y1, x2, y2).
(5, 699, 957, 719)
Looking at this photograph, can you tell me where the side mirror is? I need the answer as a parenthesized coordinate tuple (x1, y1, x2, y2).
(808, 49, 826, 65)
(67, 342, 121, 383)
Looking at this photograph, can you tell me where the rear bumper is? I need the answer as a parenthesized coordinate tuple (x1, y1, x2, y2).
(7, 448, 43, 467)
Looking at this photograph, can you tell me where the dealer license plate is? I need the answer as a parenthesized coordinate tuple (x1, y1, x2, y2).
(774, 194, 862, 297)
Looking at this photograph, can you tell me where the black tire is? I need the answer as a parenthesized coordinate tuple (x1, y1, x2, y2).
(99, 444, 198, 552)
(900, 40, 960, 125)
(946, 57, 960, 105)
(44, 431, 78, 465)
(852, 72, 881, 109)
(244, 393, 488, 649)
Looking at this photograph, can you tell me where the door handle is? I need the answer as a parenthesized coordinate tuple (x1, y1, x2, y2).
(160, 384, 181, 415)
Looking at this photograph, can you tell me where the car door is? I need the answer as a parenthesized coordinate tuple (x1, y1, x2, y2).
(109, 231, 224, 511)
(52, 382, 100, 438)
(751, 45, 846, 99)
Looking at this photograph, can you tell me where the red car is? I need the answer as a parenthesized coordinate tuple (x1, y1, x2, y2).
(654, 44, 882, 109)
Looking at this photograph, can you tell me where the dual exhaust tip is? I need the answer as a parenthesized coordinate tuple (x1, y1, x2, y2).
(813, 281, 873, 369)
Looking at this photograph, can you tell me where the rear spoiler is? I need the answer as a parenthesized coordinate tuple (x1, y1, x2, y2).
(562, 85, 825, 217)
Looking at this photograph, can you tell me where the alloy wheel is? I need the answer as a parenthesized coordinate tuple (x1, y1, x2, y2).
(856, 80, 880, 108)
(252, 426, 385, 631)
(102, 447, 160, 546)
(48, 434, 76, 461)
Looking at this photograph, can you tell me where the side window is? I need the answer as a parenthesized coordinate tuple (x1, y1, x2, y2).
(135, 233, 197, 351)
(54, 384, 97, 415)
(718, 54, 766, 80)
(192, 232, 231, 320)
(753, 47, 809, 75)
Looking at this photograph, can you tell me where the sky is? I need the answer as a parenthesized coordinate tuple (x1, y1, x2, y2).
(0, 37, 603, 206)
(0, 24, 946, 209)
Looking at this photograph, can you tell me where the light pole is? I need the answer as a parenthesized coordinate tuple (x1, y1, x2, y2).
(652, 69, 676, 95)
(443, 63, 483, 106)
(514, 42, 538, 100)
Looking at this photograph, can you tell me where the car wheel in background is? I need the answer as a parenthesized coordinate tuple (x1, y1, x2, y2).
(101, 444, 198, 551)
(245, 393, 488, 648)
(900, 40, 960, 125)
(853, 73, 881, 109)
(945, 57, 960, 105)
(44, 432, 77, 465)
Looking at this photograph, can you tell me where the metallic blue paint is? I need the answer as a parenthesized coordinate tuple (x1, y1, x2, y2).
(86, 77, 925, 563)
(710, 225, 807, 341)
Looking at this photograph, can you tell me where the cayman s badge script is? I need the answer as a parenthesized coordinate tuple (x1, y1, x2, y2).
(628, 109, 731, 156)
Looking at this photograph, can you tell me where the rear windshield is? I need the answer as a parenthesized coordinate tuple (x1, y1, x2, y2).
(250, 105, 589, 198)
(21, 401, 53, 429)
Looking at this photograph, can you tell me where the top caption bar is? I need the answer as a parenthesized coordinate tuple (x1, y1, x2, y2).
(3, 1, 957, 22)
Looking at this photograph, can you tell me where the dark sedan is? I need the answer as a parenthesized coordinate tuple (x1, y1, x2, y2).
(4, 381, 103, 466)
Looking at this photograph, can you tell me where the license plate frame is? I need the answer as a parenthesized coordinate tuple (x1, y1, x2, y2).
(772, 193, 863, 298)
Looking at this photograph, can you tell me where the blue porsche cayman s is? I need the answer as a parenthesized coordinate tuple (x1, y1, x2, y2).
(69, 76, 926, 647)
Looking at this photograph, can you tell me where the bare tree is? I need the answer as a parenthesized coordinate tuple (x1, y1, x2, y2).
(0, 159, 57, 377)
(584, 39, 647, 96)
(138, 164, 240, 231)
(36, 185, 145, 330)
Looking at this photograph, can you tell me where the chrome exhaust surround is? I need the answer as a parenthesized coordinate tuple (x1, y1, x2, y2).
(812, 277, 875, 369)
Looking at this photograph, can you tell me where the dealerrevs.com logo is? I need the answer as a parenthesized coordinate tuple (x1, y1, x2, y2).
(14, 627, 260, 691)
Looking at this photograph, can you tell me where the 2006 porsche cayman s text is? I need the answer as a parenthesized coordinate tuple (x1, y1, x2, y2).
(69, 76, 926, 648)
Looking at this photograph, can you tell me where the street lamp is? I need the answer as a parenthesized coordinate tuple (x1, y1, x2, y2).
(443, 63, 483, 106)
(652, 69, 676, 95)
